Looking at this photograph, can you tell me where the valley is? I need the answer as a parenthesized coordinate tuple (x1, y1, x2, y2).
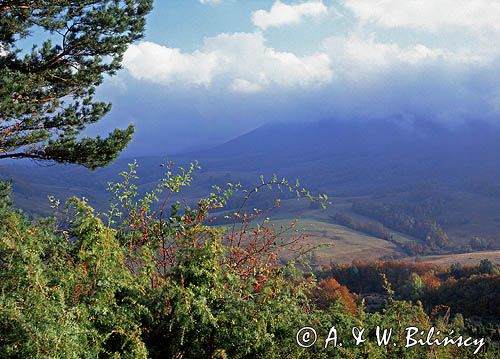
(2, 119, 500, 264)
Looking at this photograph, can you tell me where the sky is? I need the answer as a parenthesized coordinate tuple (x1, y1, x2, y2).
(93, 0, 500, 155)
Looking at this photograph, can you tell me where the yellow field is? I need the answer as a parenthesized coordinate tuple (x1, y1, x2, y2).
(235, 216, 500, 267)
(274, 219, 402, 265)
(404, 250, 500, 266)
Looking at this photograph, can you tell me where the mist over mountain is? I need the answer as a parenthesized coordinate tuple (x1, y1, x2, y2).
(2, 117, 500, 206)
(3, 116, 500, 260)
(188, 118, 500, 194)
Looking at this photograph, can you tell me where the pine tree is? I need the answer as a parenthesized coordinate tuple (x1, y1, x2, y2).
(0, 1, 153, 169)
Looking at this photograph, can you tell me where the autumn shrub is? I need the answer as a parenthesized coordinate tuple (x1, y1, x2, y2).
(1, 163, 497, 358)
(312, 278, 358, 315)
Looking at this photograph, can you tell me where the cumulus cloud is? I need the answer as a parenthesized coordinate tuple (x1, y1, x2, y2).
(252, 1, 328, 30)
(324, 35, 481, 70)
(123, 1, 497, 94)
(319, 34, 490, 101)
(123, 32, 333, 92)
(123, 42, 219, 86)
(118, 1, 500, 132)
(315, 32, 500, 123)
(343, 0, 500, 32)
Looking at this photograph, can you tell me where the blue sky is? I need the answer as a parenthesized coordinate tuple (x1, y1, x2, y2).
(93, 1, 500, 155)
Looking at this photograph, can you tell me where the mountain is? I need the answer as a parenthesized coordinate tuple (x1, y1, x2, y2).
(194, 118, 500, 193)
(2, 118, 500, 254)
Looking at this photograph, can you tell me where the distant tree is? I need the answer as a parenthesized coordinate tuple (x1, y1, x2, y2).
(0, 1, 153, 169)
(478, 259, 498, 275)
(450, 262, 463, 278)
(421, 271, 441, 290)
(401, 273, 425, 301)
(313, 278, 358, 315)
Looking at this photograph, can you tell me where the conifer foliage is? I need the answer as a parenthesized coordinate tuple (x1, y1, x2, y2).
(0, 1, 153, 168)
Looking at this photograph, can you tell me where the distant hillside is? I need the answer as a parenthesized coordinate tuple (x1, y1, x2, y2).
(2, 119, 500, 255)
(199, 118, 500, 193)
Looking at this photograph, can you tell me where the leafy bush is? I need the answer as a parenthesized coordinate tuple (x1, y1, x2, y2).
(1, 163, 497, 358)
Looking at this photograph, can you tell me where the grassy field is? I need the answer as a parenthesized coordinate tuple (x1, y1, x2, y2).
(404, 250, 500, 266)
(271, 218, 403, 265)
(4, 159, 500, 265)
(240, 212, 500, 267)
(275, 216, 500, 267)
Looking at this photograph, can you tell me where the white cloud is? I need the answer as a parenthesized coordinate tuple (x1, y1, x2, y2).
(199, 0, 222, 5)
(252, 1, 328, 30)
(343, 0, 500, 31)
(322, 34, 484, 85)
(123, 41, 220, 86)
(117, 1, 500, 130)
(324, 35, 478, 68)
(123, 32, 333, 92)
(122, 1, 498, 103)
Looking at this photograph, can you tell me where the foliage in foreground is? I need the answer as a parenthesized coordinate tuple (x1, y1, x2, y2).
(0, 165, 498, 358)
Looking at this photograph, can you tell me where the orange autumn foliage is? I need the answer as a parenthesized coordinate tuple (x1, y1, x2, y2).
(421, 272, 441, 289)
(313, 278, 358, 315)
